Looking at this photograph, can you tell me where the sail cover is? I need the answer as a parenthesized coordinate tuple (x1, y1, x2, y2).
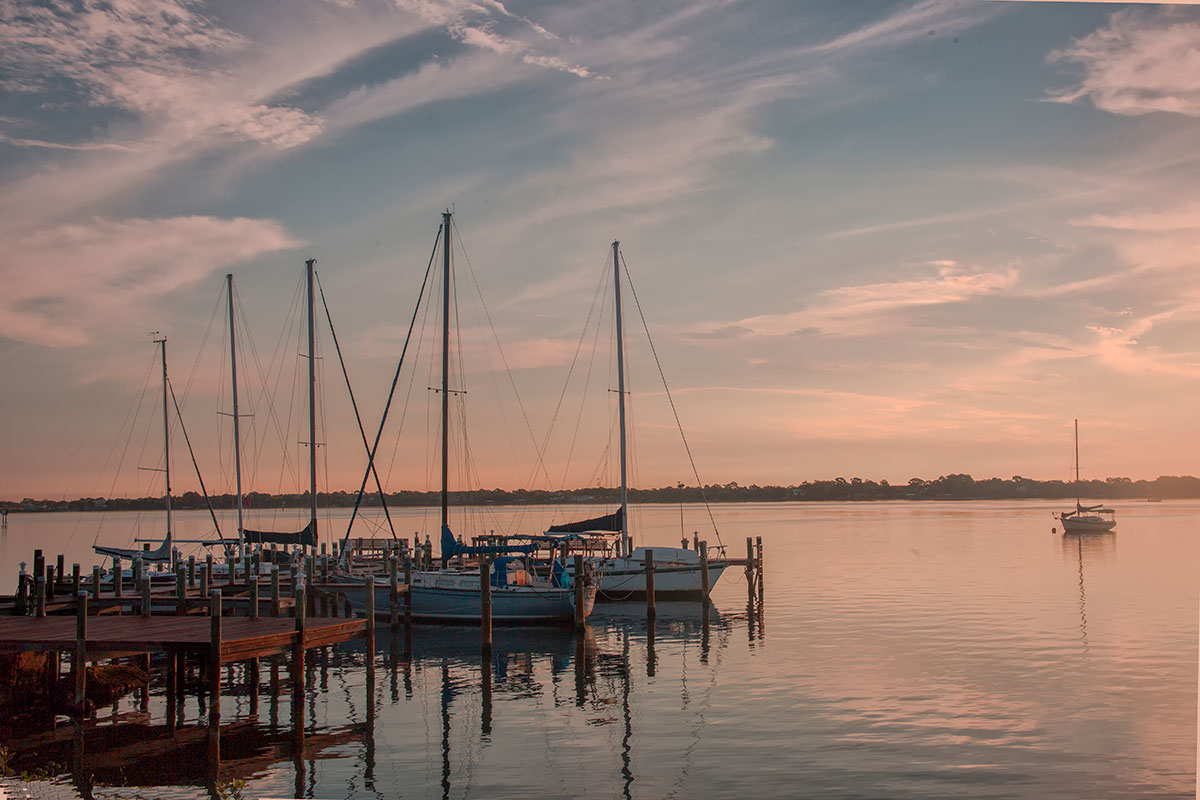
(440, 525, 538, 559)
(547, 507, 623, 534)
(243, 520, 317, 547)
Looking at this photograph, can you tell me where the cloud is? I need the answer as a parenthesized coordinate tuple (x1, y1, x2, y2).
(707, 264, 1019, 338)
(0, 216, 302, 347)
(1048, 9, 1200, 117)
(0, 133, 135, 152)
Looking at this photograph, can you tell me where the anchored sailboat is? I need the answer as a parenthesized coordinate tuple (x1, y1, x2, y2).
(1059, 419, 1116, 533)
(556, 240, 730, 599)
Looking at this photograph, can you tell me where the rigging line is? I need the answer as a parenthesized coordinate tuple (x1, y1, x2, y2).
(315, 270, 398, 540)
(385, 247, 438, 490)
(452, 218, 556, 491)
(620, 252, 723, 546)
(340, 223, 442, 559)
(558, 261, 611, 493)
(176, 286, 225, 417)
(169, 381, 226, 550)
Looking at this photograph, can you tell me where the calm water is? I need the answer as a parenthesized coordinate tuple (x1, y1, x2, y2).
(0, 500, 1195, 799)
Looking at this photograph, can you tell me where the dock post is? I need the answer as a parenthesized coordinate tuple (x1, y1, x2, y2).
(321, 555, 330, 617)
(142, 576, 152, 617)
(291, 580, 306, 697)
(244, 553, 252, 590)
(114, 558, 123, 599)
(390, 555, 399, 631)
(35, 571, 45, 617)
(72, 563, 81, 598)
(188, 555, 196, 588)
(574, 555, 586, 632)
(364, 575, 375, 684)
(46, 563, 55, 600)
(92, 565, 101, 599)
(403, 559, 412, 630)
(205, 554, 213, 587)
(745, 537, 755, 608)
(209, 590, 222, 726)
(176, 564, 187, 616)
(250, 572, 259, 620)
(56, 554, 64, 586)
(645, 549, 656, 621)
(271, 566, 281, 617)
(480, 557, 492, 653)
(16, 563, 27, 615)
(132, 556, 141, 590)
(165, 651, 178, 730)
(33, 551, 43, 586)
(699, 541, 710, 605)
(200, 563, 209, 602)
(74, 591, 87, 716)
(755, 535, 764, 603)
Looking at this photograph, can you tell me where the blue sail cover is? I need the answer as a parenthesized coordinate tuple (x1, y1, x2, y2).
(440, 525, 538, 559)
(243, 520, 316, 547)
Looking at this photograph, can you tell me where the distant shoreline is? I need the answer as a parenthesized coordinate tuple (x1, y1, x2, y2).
(4, 474, 1196, 512)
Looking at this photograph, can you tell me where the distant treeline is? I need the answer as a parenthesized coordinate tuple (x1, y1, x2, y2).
(4, 474, 1198, 512)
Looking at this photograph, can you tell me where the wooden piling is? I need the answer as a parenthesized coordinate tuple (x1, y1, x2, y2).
(113, 558, 122, 600)
(745, 537, 755, 608)
(645, 549, 656, 620)
(188, 555, 196, 588)
(56, 554, 65, 586)
(16, 563, 27, 615)
(72, 563, 81, 598)
(74, 591, 87, 715)
(755, 535, 764, 603)
(271, 566, 281, 617)
(250, 573, 259, 620)
(291, 582, 306, 696)
(33, 551, 44, 586)
(142, 576, 152, 617)
(92, 565, 101, 599)
(389, 555, 399, 631)
(209, 590, 221, 725)
(574, 555, 585, 631)
(479, 557, 492, 652)
(205, 554, 213, 587)
(176, 565, 187, 616)
(403, 559, 412, 630)
(35, 572, 45, 617)
(46, 564, 56, 600)
(132, 556, 142, 589)
(200, 564, 209, 601)
(699, 541, 710, 605)
(364, 575, 375, 685)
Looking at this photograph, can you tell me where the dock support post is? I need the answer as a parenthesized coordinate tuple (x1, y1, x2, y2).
(645, 549, 656, 621)
(250, 573, 259, 620)
(72, 563, 81, 598)
(200, 565, 209, 604)
(205, 554, 213, 588)
(321, 555, 330, 617)
(364, 575, 375, 689)
(46, 564, 55, 601)
(74, 591, 87, 716)
(291, 581, 306, 698)
(756, 535, 764, 604)
(176, 564, 187, 616)
(745, 537, 755, 608)
(35, 571, 45, 617)
(574, 555, 585, 632)
(165, 652, 177, 730)
(209, 590, 222, 726)
(403, 559, 412, 630)
(33, 551, 43, 588)
(112, 558, 122, 600)
(480, 557, 492, 653)
(92, 565, 101, 599)
(699, 541, 710, 605)
(188, 556, 196, 588)
(142, 576, 152, 617)
(271, 566, 281, 617)
(56, 554, 64, 589)
(16, 563, 27, 615)
(389, 556, 399, 631)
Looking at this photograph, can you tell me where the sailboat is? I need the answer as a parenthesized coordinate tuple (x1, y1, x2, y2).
(555, 240, 730, 599)
(341, 211, 596, 623)
(1059, 419, 1116, 533)
(94, 335, 177, 564)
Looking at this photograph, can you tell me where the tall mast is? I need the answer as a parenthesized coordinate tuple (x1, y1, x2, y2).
(441, 212, 452, 534)
(227, 274, 245, 554)
(306, 258, 318, 548)
(156, 335, 173, 549)
(613, 240, 630, 558)
(1074, 418, 1080, 512)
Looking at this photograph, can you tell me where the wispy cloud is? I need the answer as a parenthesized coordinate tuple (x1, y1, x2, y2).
(0, 216, 301, 347)
(1048, 8, 1200, 117)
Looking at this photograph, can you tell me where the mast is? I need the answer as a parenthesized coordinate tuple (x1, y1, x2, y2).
(156, 335, 173, 549)
(1074, 418, 1081, 513)
(227, 274, 245, 554)
(613, 240, 630, 558)
(306, 258, 318, 548)
(441, 212, 452, 534)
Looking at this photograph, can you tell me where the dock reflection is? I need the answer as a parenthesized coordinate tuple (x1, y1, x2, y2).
(0, 601, 749, 799)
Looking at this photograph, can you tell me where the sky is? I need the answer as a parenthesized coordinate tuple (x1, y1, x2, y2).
(2, 0, 1200, 500)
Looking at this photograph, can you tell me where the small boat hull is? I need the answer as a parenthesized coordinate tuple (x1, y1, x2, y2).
(1061, 516, 1116, 533)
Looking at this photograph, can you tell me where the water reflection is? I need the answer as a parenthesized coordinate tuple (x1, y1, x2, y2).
(1061, 533, 1115, 659)
(0, 602, 746, 799)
